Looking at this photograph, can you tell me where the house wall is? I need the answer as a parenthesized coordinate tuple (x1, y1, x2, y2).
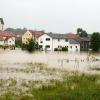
(52, 39, 69, 50)
(22, 31, 33, 44)
(38, 34, 80, 52)
(38, 34, 53, 50)
(68, 44, 80, 52)
(6, 37, 15, 46)
(0, 41, 4, 45)
(52, 39, 80, 51)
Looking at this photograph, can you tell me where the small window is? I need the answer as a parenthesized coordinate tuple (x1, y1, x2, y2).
(58, 39, 60, 42)
(58, 46, 59, 48)
(76, 46, 77, 48)
(65, 39, 68, 42)
(40, 41, 43, 43)
(70, 46, 72, 49)
(46, 45, 50, 48)
(46, 38, 50, 41)
(39, 45, 43, 48)
(60, 46, 62, 48)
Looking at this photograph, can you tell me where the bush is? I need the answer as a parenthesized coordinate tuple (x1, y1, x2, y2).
(54, 48, 58, 51)
(62, 47, 68, 51)
(21, 39, 38, 52)
(54, 47, 68, 51)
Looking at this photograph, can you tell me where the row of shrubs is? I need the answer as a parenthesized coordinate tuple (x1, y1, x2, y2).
(54, 47, 68, 51)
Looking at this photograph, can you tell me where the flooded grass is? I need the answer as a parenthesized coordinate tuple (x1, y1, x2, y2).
(0, 50, 100, 100)
(0, 73, 100, 100)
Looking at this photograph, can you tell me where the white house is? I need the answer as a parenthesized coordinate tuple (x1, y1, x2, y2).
(38, 33, 80, 52)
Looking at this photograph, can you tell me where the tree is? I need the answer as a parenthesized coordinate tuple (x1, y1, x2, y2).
(22, 39, 38, 52)
(77, 28, 88, 37)
(15, 39, 22, 47)
(91, 32, 100, 51)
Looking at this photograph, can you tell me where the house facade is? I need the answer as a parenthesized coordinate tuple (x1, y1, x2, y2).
(22, 30, 44, 44)
(38, 33, 80, 52)
(0, 31, 15, 46)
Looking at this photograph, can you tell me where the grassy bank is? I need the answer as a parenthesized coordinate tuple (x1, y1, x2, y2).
(0, 73, 100, 100)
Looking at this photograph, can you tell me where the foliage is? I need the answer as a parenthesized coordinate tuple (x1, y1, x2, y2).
(6, 28, 27, 35)
(91, 32, 100, 51)
(77, 28, 88, 37)
(54, 47, 68, 51)
(0, 73, 100, 100)
(22, 39, 38, 52)
(15, 39, 22, 47)
(62, 47, 68, 51)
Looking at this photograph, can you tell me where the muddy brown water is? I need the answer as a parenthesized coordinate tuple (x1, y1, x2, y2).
(0, 49, 100, 80)
(0, 49, 100, 71)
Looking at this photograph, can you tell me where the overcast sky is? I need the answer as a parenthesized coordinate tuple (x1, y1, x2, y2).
(0, 0, 100, 33)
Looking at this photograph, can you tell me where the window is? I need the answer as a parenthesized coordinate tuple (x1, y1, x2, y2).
(39, 45, 43, 48)
(60, 46, 62, 48)
(46, 38, 50, 41)
(65, 39, 68, 42)
(76, 46, 77, 48)
(40, 41, 43, 43)
(70, 46, 72, 49)
(67, 46, 68, 48)
(58, 39, 60, 42)
(58, 46, 59, 48)
(46, 45, 50, 48)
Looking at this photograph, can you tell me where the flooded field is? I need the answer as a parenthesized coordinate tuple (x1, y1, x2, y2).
(0, 49, 100, 97)
(0, 49, 100, 71)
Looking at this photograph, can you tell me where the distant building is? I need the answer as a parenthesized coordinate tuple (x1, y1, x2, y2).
(65, 33, 90, 51)
(0, 30, 15, 46)
(22, 30, 44, 44)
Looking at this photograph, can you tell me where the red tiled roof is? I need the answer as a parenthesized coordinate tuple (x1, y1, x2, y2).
(0, 30, 15, 41)
(78, 37, 90, 42)
(29, 30, 44, 38)
(0, 30, 15, 37)
(64, 33, 80, 39)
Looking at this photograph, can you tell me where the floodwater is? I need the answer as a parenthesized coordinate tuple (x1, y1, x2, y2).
(0, 49, 100, 72)
(0, 49, 100, 79)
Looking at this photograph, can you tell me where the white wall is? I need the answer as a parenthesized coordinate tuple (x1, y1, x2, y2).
(52, 39, 69, 50)
(0, 41, 4, 45)
(38, 34, 80, 52)
(68, 44, 80, 52)
(38, 34, 53, 50)
(7, 37, 15, 46)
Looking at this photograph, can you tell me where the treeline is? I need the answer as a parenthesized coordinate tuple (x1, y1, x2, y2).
(77, 28, 100, 52)
(6, 28, 27, 35)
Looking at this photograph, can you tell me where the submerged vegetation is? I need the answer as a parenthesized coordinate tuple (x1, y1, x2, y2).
(0, 62, 100, 100)
(0, 74, 100, 100)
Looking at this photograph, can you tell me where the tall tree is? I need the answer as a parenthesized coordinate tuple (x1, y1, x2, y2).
(77, 28, 88, 37)
(91, 32, 100, 51)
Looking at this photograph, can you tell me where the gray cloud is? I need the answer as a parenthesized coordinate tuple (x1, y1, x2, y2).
(0, 0, 100, 33)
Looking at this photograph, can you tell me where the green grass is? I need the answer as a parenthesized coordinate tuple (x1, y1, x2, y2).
(31, 74, 100, 100)
(0, 73, 100, 100)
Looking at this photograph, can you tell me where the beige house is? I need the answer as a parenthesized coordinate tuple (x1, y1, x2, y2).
(0, 30, 15, 46)
(22, 30, 44, 44)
